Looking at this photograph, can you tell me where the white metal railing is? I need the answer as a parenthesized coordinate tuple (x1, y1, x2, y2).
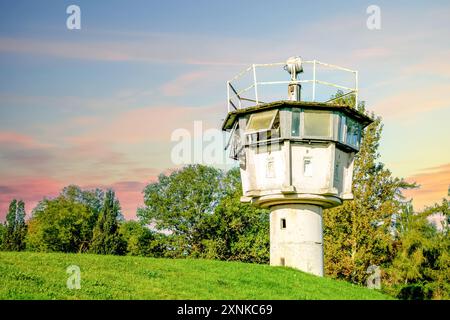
(226, 59, 358, 112)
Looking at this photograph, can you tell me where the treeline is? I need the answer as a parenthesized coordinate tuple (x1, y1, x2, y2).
(2, 187, 127, 255)
(0, 166, 269, 264)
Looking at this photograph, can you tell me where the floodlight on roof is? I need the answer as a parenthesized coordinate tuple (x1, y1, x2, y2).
(284, 56, 303, 81)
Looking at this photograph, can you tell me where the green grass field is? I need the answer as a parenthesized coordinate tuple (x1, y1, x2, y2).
(0, 252, 392, 300)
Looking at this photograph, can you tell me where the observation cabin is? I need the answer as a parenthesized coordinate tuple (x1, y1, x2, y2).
(222, 57, 373, 276)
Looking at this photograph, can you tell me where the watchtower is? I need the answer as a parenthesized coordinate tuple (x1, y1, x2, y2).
(222, 57, 373, 276)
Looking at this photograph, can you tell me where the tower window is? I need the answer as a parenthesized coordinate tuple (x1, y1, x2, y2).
(333, 161, 341, 188)
(303, 110, 332, 137)
(338, 114, 346, 142)
(304, 158, 313, 177)
(291, 108, 301, 136)
(281, 218, 286, 229)
(266, 156, 275, 178)
(345, 117, 361, 149)
(245, 110, 280, 146)
(246, 110, 278, 133)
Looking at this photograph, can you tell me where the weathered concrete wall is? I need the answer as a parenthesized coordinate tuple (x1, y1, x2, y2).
(270, 204, 324, 276)
(334, 147, 355, 199)
(291, 143, 333, 194)
(244, 144, 285, 191)
(240, 141, 355, 202)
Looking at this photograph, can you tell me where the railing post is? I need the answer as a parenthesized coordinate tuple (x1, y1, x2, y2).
(227, 81, 230, 112)
(253, 64, 259, 105)
(355, 70, 358, 108)
(312, 60, 316, 101)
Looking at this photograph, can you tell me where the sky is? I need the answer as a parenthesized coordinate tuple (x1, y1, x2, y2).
(0, 0, 449, 220)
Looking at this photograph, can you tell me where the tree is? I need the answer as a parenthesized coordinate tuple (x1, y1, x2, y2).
(395, 200, 415, 237)
(3, 199, 18, 250)
(2, 199, 27, 251)
(26, 185, 107, 253)
(196, 167, 270, 263)
(421, 198, 449, 233)
(0, 223, 5, 248)
(26, 196, 95, 253)
(385, 199, 450, 300)
(323, 91, 416, 284)
(90, 189, 125, 255)
(138, 164, 224, 256)
(61, 185, 105, 217)
(137, 165, 269, 261)
(119, 220, 164, 257)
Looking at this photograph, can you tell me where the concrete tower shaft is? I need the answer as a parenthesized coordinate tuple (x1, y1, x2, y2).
(270, 204, 324, 276)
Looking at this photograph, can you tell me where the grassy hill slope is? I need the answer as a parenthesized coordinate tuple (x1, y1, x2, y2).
(0, 252, 392, 300)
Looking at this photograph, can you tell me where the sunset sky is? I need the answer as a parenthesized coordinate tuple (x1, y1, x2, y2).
(0, 0, 449, 220)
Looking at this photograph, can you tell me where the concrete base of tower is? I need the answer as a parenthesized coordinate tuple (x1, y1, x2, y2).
(269, 203, 324, 277)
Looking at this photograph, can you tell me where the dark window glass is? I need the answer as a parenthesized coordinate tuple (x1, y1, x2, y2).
(291, 108, 301, 136)
(304, 111, 331, 137)
(338, 115, 346, 142)
(281, 218, 286, 229)
(346, 117, 361, 148)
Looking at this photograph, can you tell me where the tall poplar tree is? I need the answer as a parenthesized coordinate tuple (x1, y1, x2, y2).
(323, 92, 416, 284)
(2, 199, 27, 251)
(90, 189, 125, 255)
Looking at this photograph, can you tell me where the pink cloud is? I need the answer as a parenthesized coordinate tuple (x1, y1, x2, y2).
(0, 93, 128, 111)
(0, 112, 206, 221)
(0, 177, 63, 221)
(0, 132, 34, 145)
(74, 177, 164, 220)
(80, 180, 149, 220)
(0, 129, 137, 181)
(372, 84, 450, 120)
(352, 47, 392, 60)
(67, 104, 223, 145)
(70, 116, 101, 126)
(110, 180, 151, 219)
(0, 131, 55, 175)
(0, 37, 137, 62)
(402, 52, 450, 77)
(0, 131, 50, 148)
(404, 163, 450, 211)
(0, 131, 169, 221)
(161, 70, 212, 97)
(0, 176, 162, 221)
(0, 36, 250, 66)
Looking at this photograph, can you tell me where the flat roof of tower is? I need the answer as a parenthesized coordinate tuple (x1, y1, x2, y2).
(222, 100, 374, 131)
